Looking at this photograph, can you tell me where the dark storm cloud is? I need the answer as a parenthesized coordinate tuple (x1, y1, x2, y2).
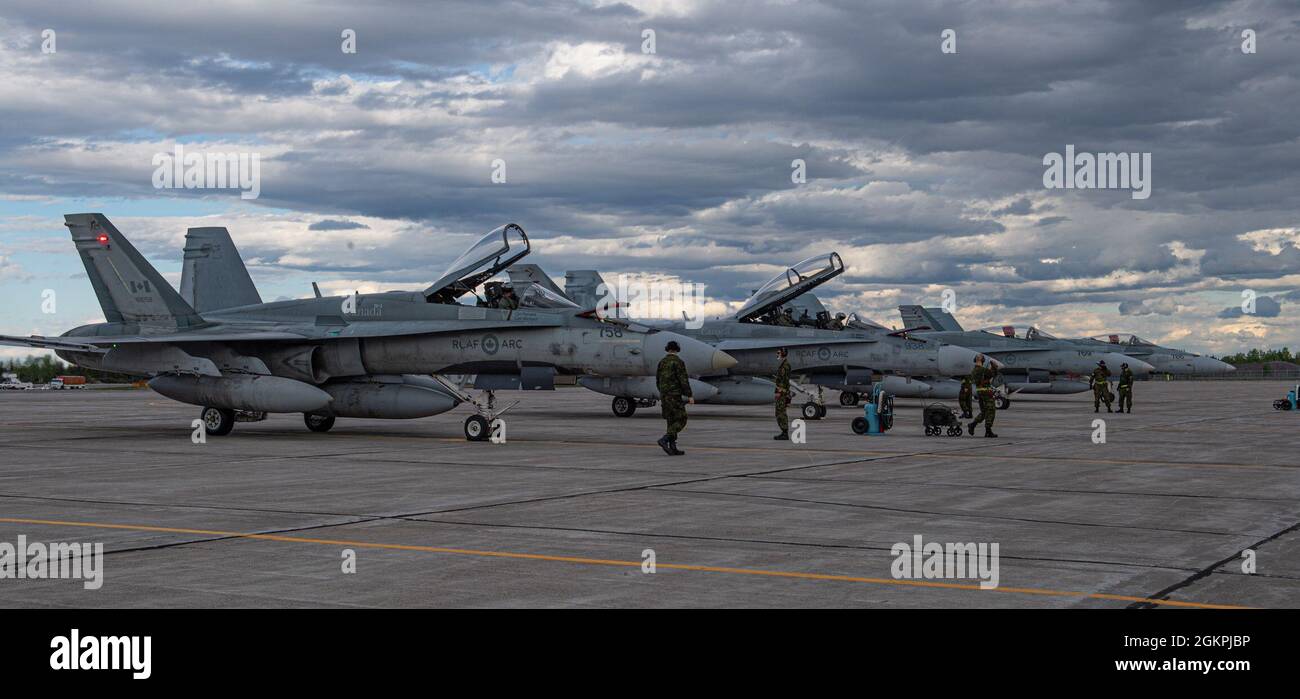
(308, 219, 370, 231)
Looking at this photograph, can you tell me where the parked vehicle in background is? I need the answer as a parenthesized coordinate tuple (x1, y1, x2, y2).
(1, 373, 34, 390)
(49, 375, 87, 390)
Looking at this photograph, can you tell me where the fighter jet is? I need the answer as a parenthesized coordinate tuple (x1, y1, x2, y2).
(1070, 334, 1235, 376)
(550, 253, 978, 419)
(0, 214, 732, 439)
(897, 305, 1155, 405)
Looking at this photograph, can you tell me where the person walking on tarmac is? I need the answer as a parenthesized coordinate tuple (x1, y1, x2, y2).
(1090, 360, 1113, 413)
(773, 347, 792, 440)
(967, 354, 999, 438)
(656, 341, 693, 455)
(958, 371, 974, 419)
(1116, 362, 1134, 413)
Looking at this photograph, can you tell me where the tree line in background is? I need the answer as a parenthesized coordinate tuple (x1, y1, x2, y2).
(1218, 347, 1295, 366)
(2, 355, 135, 384)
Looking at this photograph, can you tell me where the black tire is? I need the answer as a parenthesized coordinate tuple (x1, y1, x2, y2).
(304, 413, 336, 432)
(996, 396, 1010, 410)
(851, 417, 868, 435)
(839, 392, 859, 407)
(201, 407, 235, 437)
(612, 396, 637, 417)
(802, 402, 821, 420)
(464, 415, 490, 441)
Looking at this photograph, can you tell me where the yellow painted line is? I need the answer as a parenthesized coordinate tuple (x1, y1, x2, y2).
(0, 516, 1249, 609)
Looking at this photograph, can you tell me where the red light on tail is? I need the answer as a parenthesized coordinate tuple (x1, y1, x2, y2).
(96, 233, 109, 245)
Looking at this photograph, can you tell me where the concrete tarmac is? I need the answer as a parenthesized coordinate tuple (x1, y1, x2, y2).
(0, 381, 1296, 608)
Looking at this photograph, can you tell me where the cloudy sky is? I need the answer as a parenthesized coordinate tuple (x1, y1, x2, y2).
(1, 0, 1297, 358)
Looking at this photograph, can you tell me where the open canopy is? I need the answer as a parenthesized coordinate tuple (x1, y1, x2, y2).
(517, 283, 581, 310)
(981, 325, 1058, 341)
(733, 252, 844, 322)
(1091, 333, 1155, 347)
(424, 224, 530, 303)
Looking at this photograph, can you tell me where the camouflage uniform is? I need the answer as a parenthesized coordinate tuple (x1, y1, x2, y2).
(656, 353, 691, 439)
(1116, 366, 1133, 413)
(498, 293, 520, 310)
(1090, 365, 1112, 412)
(958, 375, 973, 418)
(968, 365, 998, 435)
(774, 357, 792, 433)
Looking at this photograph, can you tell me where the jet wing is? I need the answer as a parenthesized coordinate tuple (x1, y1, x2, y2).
(715, 335, 876, 352)
(0, 335, 111, 353)
(958, 345, 1056, 355)
(2, 317, 569, 350)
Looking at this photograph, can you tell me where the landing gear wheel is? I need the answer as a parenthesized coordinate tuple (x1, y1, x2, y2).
(851, 417, 868, 435)
(817, 404, 828, 419)
(802, 402, 822, 420)
(304, 413, 336, 433)
(612, 396, 637, 417)
(839, 391, 860, 407)
(996, 396, 1010, 410)
(464, 415, 490, 441)
(201, 407, 235, 437)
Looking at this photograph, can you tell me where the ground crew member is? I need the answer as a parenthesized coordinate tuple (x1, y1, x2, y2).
(1116, 362, 1133, 413)
(967, 355, 999, 438)
(774, 347, 792, 440)
(1090, 360, 1112, 413)
(958, 372, 973, 419)
(497, 284, 520, 310)
(656, 341, 693, 455)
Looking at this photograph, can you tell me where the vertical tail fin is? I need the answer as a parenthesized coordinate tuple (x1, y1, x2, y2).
(507, 264, 571, 301)
(181, 227, 262, 312)
(65, 213, 203, 327)
(564, 270, 610, 310)
(898, 304, 964, 332)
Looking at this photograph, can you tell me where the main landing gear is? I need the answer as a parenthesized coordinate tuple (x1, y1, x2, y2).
(611, 396, 657, 417)
(801, 401, 827, 420)
(198, 407, 267, 437)
(456, 388, 517, 442)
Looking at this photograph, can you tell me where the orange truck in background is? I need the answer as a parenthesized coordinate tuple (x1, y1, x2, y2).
(50, 375, 87, 389)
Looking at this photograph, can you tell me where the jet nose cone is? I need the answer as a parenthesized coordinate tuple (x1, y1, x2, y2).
(938, 344, 979, 375)
(1195, 357, 1235, 374)
(1113, 354, 1154, 374)
(653, 331, 729, 375)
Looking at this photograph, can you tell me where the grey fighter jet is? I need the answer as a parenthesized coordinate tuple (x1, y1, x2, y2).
(0, 214, 732, 439)
(552, 253, 979, 419)
(1071, 334, 1235, 376)
(897, 305, 1155, 404)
